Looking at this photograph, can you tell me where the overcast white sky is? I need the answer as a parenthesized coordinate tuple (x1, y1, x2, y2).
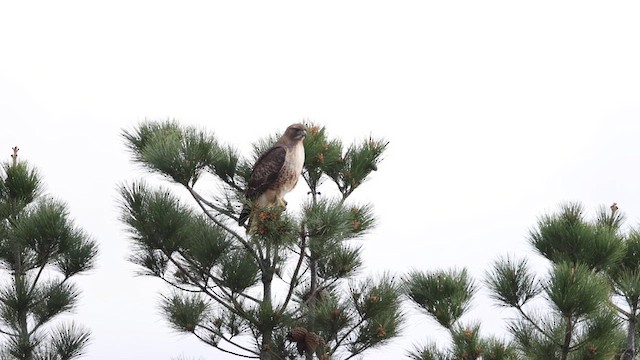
(1, 1, 639, 359)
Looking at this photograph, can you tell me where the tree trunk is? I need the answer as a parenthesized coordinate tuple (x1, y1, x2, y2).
(620, 314, 636, 360)
(561, 317, 572, 360)
(15, 251, 32, 360)
(261, 271, 273, 360)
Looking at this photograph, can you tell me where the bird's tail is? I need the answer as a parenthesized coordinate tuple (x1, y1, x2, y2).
(238, 205, 251, 226)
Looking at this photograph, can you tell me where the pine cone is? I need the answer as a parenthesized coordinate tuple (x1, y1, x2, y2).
(286, 327, 325, 356)
(286, 327, 308, 343)
(305, 331, 321, 353)
(287, 327, 309, 355)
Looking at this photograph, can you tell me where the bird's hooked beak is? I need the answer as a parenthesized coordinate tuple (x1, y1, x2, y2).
(296, 128, 307, 140)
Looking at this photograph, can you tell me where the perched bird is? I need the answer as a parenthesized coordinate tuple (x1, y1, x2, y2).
(239, 123, 307, 227)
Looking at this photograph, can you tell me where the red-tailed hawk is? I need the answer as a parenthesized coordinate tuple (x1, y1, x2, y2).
(238, 123, 307, 227)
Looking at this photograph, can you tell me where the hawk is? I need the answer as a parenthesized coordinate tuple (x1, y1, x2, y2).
(238, 123, 307, 227)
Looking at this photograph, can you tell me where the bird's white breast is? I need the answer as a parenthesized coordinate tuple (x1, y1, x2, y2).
(277, 141, 305, 196)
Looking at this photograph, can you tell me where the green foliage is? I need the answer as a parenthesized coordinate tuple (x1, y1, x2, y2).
(407, 329, 517, 360)
(618, 230, 640, 271)
(346, 203, 376, 235)
(0, 161, 42, 211)
(301, 122, 387, 199)
(485, 256, 540, 308)
(449, 323, 482, 359)
(249, 207, 298, 247)
(487, 202, 635, 360)
(407, 344, 450, 360)
(348, 275, 403, 352)
(122, 120, 223, 186)
(219, 249, 260, 294)
(216, 309, 250, 339)
(304, 201, 374, 281)
(404, 268, 512, 360)
(5, 199, 96, 276)
(607, 226, 640, 360)
(54, 230, 98, 278)
(529, 202, 624, 271)
(31, 281, 79, 325)
(509, 319, 561, 359)
(119, 182, 195, 254)
(609, 230, 640, 305)
(304, 199, 358, 250)
(481, 337, 519, 360)
(208, 144, 242, 188)
(183, 216, 231, 271)
(330, 138, 388, 198)
(303, 292, 351, 343)
(612, 269, 640, 305)
(508, 310, 623, 360)
(572, 309, 624, 360)
(316, 244, 363, 280)
(161, 293, 210, 333)
(43, 323, 92, 360)
(0, 154, 96, 360)
(546, 262, 610, 318)
(405, 269, 476, 329)
(302, 124, 344, 192)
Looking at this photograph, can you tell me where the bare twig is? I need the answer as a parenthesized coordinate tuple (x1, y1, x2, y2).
(11, 146, 19, 165)
(278, 225, 307, 315)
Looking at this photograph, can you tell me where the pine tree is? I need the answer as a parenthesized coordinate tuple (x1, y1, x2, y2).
(485, 202, 626, 360)
(600, 203, 640, 360)
(0, 147, 98, 360)
(118, 121, 403, 360)
(404, 268, 518, 360)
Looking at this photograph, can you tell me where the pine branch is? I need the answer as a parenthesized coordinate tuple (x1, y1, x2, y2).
(0, 327, 17, 337)
(609, 298, 632, 318)
(567, 336, 589, 352)
(308, 278, 341, 305)
(187, 186, 239, 221)
(344, 342, 366, 360)
(165, 254, 247, 321)
(28, 279, 77, 337)
(27, 276, 71, 316)
(175, 250, 262, 306)
(205, 278, 262, 306)
(332, 317, 367, 353)
(185, 186, 264, 273)
(193, 331, 259, 359)
(278, 227, 307, 315)
(196, 323, 260, 357)
(515, 305, 556, 343)
(159, 275, 205, 294)
(27, 261, 50, 298)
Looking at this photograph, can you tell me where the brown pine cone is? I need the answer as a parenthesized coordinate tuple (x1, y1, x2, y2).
(305, 331, 321, 353)
(286, 327, 308, 343)
(287, 327, 309, 355)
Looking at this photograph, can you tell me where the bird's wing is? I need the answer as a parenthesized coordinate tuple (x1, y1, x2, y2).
(246, 145, 287, 200)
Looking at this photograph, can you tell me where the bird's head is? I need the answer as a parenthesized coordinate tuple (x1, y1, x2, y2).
(286, 123, 307, 141)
